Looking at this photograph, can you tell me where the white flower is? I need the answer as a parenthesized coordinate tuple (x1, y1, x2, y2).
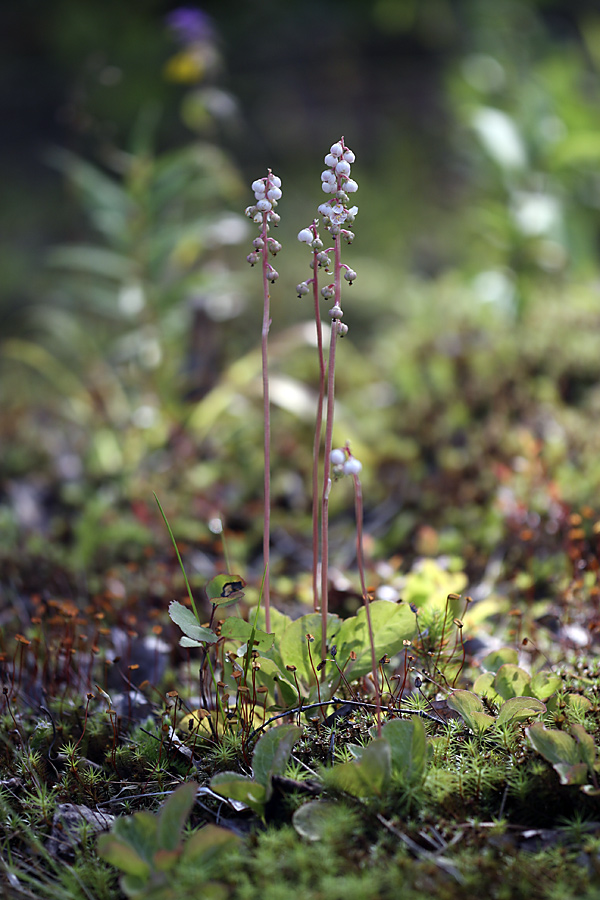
(343, 149, 355, 163)
(256, 198, 272, 211)
(335, 160, 351, 176)
(324, 153, 338, 167)
(267, 187, 282, 201)
(329, 204, 348, 225)
(251, 179, 265, 193)
(321, 182, 334, 193)
(297, 228, 313, 243)
(318, 203, 331, 217)
(348, 205, 359, 216)
(321, 170, 336, 184)
(270, 174, 282, 187)
(330, 448, 346, 466)
(344, 179, 358, 193)
(330, 142, 344, 157)
(343, 458, 362, 475)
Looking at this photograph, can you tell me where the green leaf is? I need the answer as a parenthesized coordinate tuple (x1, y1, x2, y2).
(209, 773, 266, 818)
(571, 724, 597, 772)
(169, 601, 217, 644)
(481, 647, 519, 673)
(292, 801, 338, 842)
(111, 812, 158, 866)
(156, 782, 197, 853)
(220, 617, 274, 652)
(529, 672, 561, 702)
(96, 835, 151, 879)
(181, 825, 240, 865)
(206, 574, 246, 606)
(472, 671, 500, 703)
(252, 724, 302, 800)
(381, 717, 427, 783)
(564, 694, 593, 714)
(493, 664, 531, 700)
(527, 723, 581, 766)
(496, 696, 546, 726)
(335, 602, 416, 681)
(447, 690, 495, 733)
(279, 613, 340, 687)
(326, 738, 391, 798)
(554, 762, 589, 786)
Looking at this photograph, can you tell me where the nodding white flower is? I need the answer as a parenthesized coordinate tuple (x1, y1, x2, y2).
(324, 153, 338, 167)
(330, 142, 344, 158)
(251, 179, 265, 193)
(267, 187, 282, 201)
(321, 170, 337, 184)
(270, 174, 282, 188)
(321, 182, 334, 193)
(344, 179, 358, 193)
(348, 205, 359, 217)
(330, 448, 346, 466)
(335, 160, 351, 177)
(297, 228, 314, 243)
(253, 212, 263, 224)
(318, 203, 331, 217)
(343, 457, 362, 475)
(256, 198, 272, 211)
(343, 149, 356, 163)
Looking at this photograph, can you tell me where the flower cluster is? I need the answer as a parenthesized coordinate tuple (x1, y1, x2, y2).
(317, 139, 358, 238)
(330, 446, 362, 476)
(244, 171, 282, 282)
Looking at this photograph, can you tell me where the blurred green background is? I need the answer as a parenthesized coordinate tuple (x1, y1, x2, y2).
(3, 0, 600, 594)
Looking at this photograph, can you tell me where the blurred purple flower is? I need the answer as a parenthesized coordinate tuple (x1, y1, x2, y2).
(166, 7, 214, 45)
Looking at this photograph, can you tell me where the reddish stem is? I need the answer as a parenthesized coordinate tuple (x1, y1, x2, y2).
(311, 239, 326, 613)
(260, 207, 272, 633)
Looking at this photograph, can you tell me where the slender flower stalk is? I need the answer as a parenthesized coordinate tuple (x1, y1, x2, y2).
(244, 171, 283, 632)
(331, 446, 381, 736)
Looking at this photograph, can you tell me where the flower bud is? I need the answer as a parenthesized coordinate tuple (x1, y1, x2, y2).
(345, 179, 358, 193)
(298, 228, 313, 243)
(321, 182, 334, 193)
(318, 203, 331, 217)
(251, 179, 265, 193)
(330, 142, 344, 157)
(296, 282, 310, 297)
(335, 160, 351, 176)
(268, 240, 282, 255)
(330, 448, 346, 466)
(253, 213, 263, 224)
(343, 458, 362, 475)
(344, 268, 357, 283)
(246, 252, 260, 266)
(338, 322, 349, 337)
(270, 174, 282, 188)
(267, 187, 282, 201)
(269, 212, 281, 226)
(321, 170, 336, 184)
(268, 267, 279, 282)
(343, 149, 356, 163)
(343, 231, 355, 244)
(312, 238, 324, 251)
(324, 153, 338, 167)
(316, 251, 330, 267)
(321, 285, 335, 299)
(329, 306, 343, 319)
(252, 237, 265, 249)
(256, 199, 272, 212)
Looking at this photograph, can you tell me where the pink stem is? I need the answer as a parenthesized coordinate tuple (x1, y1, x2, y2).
(260, 211, 271, 633)
(353, 472, 381, 736)
(312, 248, 326, 613)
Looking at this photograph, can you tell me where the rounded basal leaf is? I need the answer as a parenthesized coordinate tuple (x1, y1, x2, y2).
(157, 782, 197, 853)
(527, 723, 581, 766)
(206, 574, 246, 606)
(279, 613, 340, 686)
(447, 690, 495, 733)
(380, 717, 427, 783)
(472, 671, 500, 703)
(252, 724, 302, 799)
(293, 801, 338, 841)
(492, 663, 531, 700)
(326, 738, 391, 798)
(571, 724, 597, 771)
(564, 694, 593, 714)
(481, 647, 519, 673)
(529, 671, 561, 702)
(219, 616, 274, 651)
(210, 772, 266, 818)
(496, 696, 546, 726)
(169, 600, 217, 643)
(181, 824, 240, 864)
(334, 601, 416, 681)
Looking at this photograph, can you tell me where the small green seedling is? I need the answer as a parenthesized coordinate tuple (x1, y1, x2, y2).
(527, 723, 600, 793)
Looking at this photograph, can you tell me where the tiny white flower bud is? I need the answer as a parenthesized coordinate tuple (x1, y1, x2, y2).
(251, 179, 265, 193)
(344, 268, 357, 283)
(318, 203, 331, 217)
(268, 267, 279, 282)
(298, 228, 313, 243)
(245, 205, 257, 218)
(329, 306, 343, 319)
(343, 149, 356, 163)
(330, 448, 346, 466)
(256, 199, 272, 211)
(253, 213, 263, 224)
(267, 187, 282, 201)
(296, 282, 310, 297)
(321, 285, 335, 299)
(343, 458, 362, 475)
(254, 189, 266, 201)
(270, 174, 282, 188)
(321, 182, 334, 193)
(246, 252, 260, 266)
(324, 153, 338, 167)
(344, 179, 358, 193)
(330, 142, 344, 157)
(252, 237, 265, 249)
(269, 212, 281, 225)
(343, 230, 355, 244)
(335, 160, 351, 177)
(321, 170, 336, 184)
(312, 238, 324, 250)
(268, 240, 282, 255)
(338, 322, 349, 336)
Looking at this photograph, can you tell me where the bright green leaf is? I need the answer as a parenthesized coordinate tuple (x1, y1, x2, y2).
(220, 617, 274, 652)
(527, 723, 581, 766)
(529, 671, 561, 702)
(493, 664, 531, 700)
(252, 724, 302, 799)
(381, 717, 427, 783)
(496, 696, 546, 726)
(156, 782, 197, 853)
(447, 690, 495, 733)
(481, 647, 518, 673)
